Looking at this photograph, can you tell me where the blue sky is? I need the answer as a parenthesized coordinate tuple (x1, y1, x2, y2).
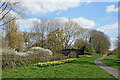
(15, 1, 118, 50)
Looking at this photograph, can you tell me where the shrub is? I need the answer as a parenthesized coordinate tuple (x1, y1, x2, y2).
(2, 47, 18, 56)
(30, 47, 53, 57)
(80, 43, 95, 55)
(2, 47, 53, 57)
(16, 52, 29, 56)
(2, 47, 20, 60)
(74, 39, 95, 55)
(112, 48, 118, 54)
(53, 53, 65, 57)
(2, 54, 68, 69)
(68, 52, 77, 58)
(2, 47, 69, 69)
(49, 56, 68, 61)
(2, 58, 33, 69)
(1, 47, 30, 57)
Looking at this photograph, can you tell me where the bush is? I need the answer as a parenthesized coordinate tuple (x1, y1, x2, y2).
(49, 56, 68, 61)
(2, 54, 68, 69)
(80, 43, 95, 55)
(68, 52, 77, 58)
(2, 47, 53, 57)
(30, 47, 53, 57)
(2, 47, 21, 60)
(1, 47, 30, 57)
(2, 47, 18, 56)
(2, 58, 35, 69)
(2, 47, 69, 69)
(112, 48, 118, 54)
(74, 39, 95, 55)
(53, 53, 65, 57)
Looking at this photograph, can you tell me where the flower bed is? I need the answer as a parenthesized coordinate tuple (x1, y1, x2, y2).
(34, 58, 78, 67)
(86, 55, 92, 57)
(78, 55, 92, 58)
(2, 56, 68, 69)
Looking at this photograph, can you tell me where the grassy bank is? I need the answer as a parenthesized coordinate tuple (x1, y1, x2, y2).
(101, 54, 120, 70)
(2, 54, 115, 78)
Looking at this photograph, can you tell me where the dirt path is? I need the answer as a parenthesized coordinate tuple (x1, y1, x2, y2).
(94, 55, 120, 79)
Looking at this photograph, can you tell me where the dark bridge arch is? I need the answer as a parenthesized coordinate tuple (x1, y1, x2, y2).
(59, 49, 84, 58)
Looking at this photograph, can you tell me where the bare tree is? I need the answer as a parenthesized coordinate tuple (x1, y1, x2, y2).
(48, 18, 82, 49)
(59, 19, 82, 49)
(31, 18, 49, 48)
(0, 0, 26, 26)
(77, 28, 91, 42)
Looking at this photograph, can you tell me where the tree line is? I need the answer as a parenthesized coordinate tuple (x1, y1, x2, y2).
(1, 16, 111, 55)
(0, 0, 111, 55)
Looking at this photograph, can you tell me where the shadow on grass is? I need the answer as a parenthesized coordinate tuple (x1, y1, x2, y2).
(114, 61, 120, 64)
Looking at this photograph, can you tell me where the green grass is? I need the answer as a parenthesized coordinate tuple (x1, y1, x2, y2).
(2, 54, 116, 78)
(101, 54, 120, 70)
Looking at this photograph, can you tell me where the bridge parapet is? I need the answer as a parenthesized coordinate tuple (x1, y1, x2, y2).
(59, 49, 84, 58)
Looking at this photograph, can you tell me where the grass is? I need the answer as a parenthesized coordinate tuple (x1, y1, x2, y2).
(101, 54, 120, 70)
(2, 54, 116, 78)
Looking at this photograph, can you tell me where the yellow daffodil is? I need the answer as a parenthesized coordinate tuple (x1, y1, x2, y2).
(87, 55, 92, 57)
(35, 58, 78, 67)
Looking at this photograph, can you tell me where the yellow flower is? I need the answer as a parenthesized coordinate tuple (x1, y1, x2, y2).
(38, 62, 41, 64)
(36, 58, 78, 67)
(56, 61, 59, 63)
(41, 63, 44, 65)
(49, 62, 53, 64)
(87, 55, 92, 57)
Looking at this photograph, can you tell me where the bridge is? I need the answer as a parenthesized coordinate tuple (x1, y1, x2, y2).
(59, 49, 84, 58)
(59, 45, 87, 58)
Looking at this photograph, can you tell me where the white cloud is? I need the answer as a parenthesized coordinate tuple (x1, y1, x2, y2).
(72, 17, 96, 28)
(97, 23, 118, 32)
(16, 18, 41, 29)
(18, 0, 81, 14)
(56, 11, 62, 15)
(85, 0, 93, 4)
(5, 0, 119, 2)
(52, 17, 69, 23)
(106, 5, 118, 13)
(1, 0, 94, 15)
(17, 17, 96, 31)
(53, 17, 96, 28)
